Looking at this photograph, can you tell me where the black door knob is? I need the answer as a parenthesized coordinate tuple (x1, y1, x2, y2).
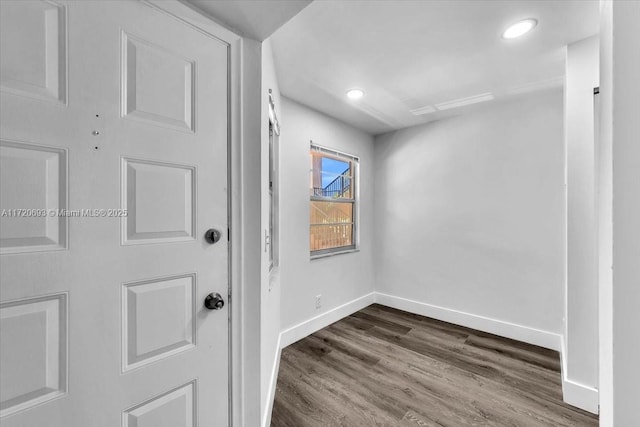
(205, 228, 221, 244)
(204, 292, 224, 310)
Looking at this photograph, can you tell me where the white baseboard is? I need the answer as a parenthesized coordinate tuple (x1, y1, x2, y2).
(280, 292, 376, 348)
(559, 337, 599, 414)
(279, 290, 562, 351)
(374, 292, 562, 351)
(262, 333, 282, 427)
(562, 379, 599, 414)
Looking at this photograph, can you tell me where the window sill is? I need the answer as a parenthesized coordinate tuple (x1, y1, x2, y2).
(310, 248, 360, 260)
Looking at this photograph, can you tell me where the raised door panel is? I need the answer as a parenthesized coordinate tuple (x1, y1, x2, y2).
(0, 294, 68, 418)
(122, 158, 195, 245)
(123, 381, 196, 427)
(0, 0, 67, 104)
(122, 274, 196, 371)
(121, 33, 195, 132)
(0, 140, 68, 254)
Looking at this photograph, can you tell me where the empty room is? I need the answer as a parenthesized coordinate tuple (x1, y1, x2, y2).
(0, 1, 638, 427)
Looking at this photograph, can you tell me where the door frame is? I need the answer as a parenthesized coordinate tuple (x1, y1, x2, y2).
(140, 2, 254, 426)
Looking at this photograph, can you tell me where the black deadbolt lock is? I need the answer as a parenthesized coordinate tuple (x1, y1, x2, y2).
(205, 228, 221, 244)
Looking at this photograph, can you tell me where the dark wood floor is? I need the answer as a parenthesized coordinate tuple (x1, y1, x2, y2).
(271, 304, 598, 427)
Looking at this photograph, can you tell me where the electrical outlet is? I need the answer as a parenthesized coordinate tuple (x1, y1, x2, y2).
(315, 294, 322, 309)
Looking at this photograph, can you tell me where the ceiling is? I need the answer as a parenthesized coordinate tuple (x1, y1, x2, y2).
(183, 0, 312, 41)
(270, 0, 600, 135)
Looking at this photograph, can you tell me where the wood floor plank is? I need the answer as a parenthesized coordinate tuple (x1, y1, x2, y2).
(271, 305, 599, 427)
(307, 333, 381, 366)
(351, 310, 414, 335)
(463, 333, 560, 372)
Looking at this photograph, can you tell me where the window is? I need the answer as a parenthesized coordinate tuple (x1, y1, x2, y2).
(310, 143, 359, 257)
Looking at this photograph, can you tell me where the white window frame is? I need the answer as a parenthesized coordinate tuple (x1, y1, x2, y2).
(310, 142, 360, 259)
(268, 90, 280, 271)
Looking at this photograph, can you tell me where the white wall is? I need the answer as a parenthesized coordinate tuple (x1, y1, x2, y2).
(373, 90, 565, 340)
(259, 38, 282, 426)
(564, 37, 600, 403)
(600, 1, 640, 424)
(279, 97, 375, 333)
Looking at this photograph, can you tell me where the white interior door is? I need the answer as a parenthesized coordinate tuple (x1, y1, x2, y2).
(0, 1, 230, 426)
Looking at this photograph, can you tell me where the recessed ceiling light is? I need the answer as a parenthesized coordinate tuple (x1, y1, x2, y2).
(346, 89, 364, 100)
(502, 19, 537, 39)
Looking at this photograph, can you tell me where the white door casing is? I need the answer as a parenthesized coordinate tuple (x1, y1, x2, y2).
(0, 1, 232, 426)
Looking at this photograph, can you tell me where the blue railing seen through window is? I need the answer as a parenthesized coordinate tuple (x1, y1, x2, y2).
(313, 167, 351, 198)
